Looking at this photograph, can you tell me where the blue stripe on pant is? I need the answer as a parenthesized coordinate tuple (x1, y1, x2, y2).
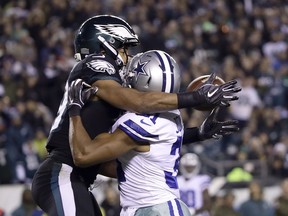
(51, 163, 65, 216)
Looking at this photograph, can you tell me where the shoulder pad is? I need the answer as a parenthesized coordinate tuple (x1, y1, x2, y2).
(82, 54, 117, 73)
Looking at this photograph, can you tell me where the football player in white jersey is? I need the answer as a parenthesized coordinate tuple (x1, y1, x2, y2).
(177, 153, 212, 216)
(67, 50, 240, 216)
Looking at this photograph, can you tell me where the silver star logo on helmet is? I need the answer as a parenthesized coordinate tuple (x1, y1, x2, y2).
(133, 61, 149, 82)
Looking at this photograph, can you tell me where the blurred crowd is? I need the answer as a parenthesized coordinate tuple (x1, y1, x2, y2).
(0, 0, 288, 185)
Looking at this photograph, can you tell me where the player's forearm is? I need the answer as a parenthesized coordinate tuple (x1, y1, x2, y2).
(69, 117, 134, 167)
(96, 85, 178, 113)
(69, 116, 95, 167)
(94, 80, 213, 113)
(69, 117, 115, 167)
(129, 91, 179, 113)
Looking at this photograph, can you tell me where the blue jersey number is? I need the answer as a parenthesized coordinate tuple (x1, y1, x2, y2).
(180, 190, 196, 207)
(164, 135, 182, 189)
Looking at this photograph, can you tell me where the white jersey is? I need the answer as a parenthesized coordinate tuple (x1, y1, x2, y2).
(177, 175, 211, 216)
(111, 110, 184, 209)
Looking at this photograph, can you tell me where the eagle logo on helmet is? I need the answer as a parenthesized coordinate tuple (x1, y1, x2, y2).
(94, 24, 137, 43)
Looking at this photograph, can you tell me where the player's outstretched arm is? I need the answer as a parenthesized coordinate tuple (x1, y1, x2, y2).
(68, 79, 139, 167)
(183, 107, 239, 144)
(94, 79, 177, 113)
(93, 73, 241, 114)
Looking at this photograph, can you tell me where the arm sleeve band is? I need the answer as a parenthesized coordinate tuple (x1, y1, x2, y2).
(183, 127, 202, 145)
(177, 91, 202, 109)
(68, 105, 81, 117)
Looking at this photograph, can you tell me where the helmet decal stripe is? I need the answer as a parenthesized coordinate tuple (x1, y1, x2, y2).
(154, 51, 167, 92)
(155, 51, 166, 92)
(165, 52, 175, 93)
(155, 51, 173, 93)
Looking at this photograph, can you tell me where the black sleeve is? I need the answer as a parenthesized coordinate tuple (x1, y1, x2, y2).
(183, 127, 202, 145)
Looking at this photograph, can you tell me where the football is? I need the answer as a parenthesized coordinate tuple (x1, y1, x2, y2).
(187, 75, 225, 92)
(186, 75, 225, 111)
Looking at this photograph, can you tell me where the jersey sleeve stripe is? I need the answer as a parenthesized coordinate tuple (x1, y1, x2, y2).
(123, 119, 159, 139)
(118, 125, 149, 143)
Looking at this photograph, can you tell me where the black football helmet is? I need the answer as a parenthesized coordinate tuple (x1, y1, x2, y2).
(74, 15, 140, 61)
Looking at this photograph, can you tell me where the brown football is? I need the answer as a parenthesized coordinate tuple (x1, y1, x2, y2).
(186, 75, 225, 111)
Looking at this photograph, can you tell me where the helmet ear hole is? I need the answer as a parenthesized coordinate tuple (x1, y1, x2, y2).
(109, 37, 115, 44)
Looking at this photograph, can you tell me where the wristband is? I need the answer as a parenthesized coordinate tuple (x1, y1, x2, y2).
(68, 105, 81, 117)
(183, 127, 202, 144)
(177, 92, 202, 109)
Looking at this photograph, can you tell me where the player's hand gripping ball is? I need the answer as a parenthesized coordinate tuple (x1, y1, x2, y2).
(187, 75, 226, 111)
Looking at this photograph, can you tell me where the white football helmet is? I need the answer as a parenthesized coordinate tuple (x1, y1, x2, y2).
(179, 153, 201, 179)
(126, 50, 181, 93)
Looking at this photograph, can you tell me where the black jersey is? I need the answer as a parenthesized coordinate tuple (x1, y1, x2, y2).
(46, 53, 122, 186)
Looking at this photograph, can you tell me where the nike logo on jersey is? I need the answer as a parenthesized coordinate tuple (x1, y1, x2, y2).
(87, 60, 116, 75)
(140, 119, 151, 126)
(207, 88, 219, 97)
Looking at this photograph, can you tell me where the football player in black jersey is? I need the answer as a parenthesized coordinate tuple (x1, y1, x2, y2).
(31, 15, 241, 216)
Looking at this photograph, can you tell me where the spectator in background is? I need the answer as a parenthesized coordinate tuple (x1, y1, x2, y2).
(22, 139, 41, 182)
(271, 135, 288, 178)
(229, 76, 262, 130)
(238, 181, 274, 216)
(11, 187, 43, 216)
(213, 190, 240, 216)
(5, 111, 33, 183)
(220, 75, 262, 157)
(226, 162, 254, 183)
(31, 128, 47, 162)
(274, 178, 288, 216)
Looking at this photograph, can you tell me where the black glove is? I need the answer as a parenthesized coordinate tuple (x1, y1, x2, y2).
(177, 73, 242, 110)
(199, 107, 239, 140)
(68, 79, 98, 116)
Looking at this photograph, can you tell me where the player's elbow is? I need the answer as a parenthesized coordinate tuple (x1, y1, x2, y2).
(72, 152, 90, 168)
